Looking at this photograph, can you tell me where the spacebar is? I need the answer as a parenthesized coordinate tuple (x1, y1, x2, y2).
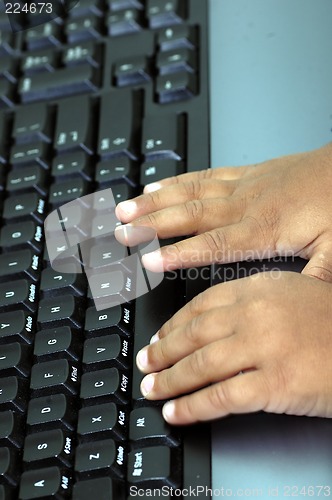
(19, 65, 98, 103)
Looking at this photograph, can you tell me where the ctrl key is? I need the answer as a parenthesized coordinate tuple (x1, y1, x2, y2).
(19, 467, 72, 499)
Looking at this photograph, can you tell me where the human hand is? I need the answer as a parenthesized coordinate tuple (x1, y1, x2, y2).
(115, 143, 332, 281)
(135, 272, 332, 424)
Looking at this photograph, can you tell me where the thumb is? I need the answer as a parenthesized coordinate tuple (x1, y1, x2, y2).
(301, 241, 332, 283)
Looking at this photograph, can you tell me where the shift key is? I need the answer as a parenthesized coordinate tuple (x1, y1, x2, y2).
(19, 65, 99, 104)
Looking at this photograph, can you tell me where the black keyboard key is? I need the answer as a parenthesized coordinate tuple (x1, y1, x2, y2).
(19, 64, 99, 103)
(80, 368, 130, 404)
(0, 411, 25, 448)
(158, 24, 196, 51)
(69, 0, 103, 18)
(107, 9, 142, 36)
(0, 248, 40, 282)
(87, 268, 136, 309)
(40, 266, 86, 296)
(84, 303, 133, 336)
(3, 192, 46, 223)
(96, 157, 138, 186)
(19, 467, 72, 499)
(30, 359, 79, 395)
(52, 151, 93, 179)
(0, 55, 17, 82)
(49, 177, 88, 205)
(129, 407, 180, 445)
(27, 394, 76, 430)
(0, 78, 15, 108)
(25, 22, 62, 50)
(0, 343, 31, 377)
(127, 446, 180, 488)
(63, 41, 100, 67)
(0, 310, 34, 344)
(103, 182, 133, 203)
(157, 47, 196, 74)
(55, 96, 94, 154)
(0, 447, 20, 486)
(65, 16, 102, 43)
(77, 402, 127, 440)
(88, 239, 128, 268)
(34, 326, 81, 361)
(0, 280, 37, 312)
(109, 0, 144, 10)
(10, 141, 49, 169)
(140, 159, 184, 185)
(0, 221, 43, 253)
(114, 55, 151, 87)
(6, 165, 48, 195)
(38, 295, 83, 328)
(156, 71, 197, 103)
(73, 477, 125, 500)
(75, 439, 125, 478)
(147, 0, 186, 28)
(98, 90, 139, 160)
(23, 429, 74, 468)
(83, 334, 130, 369)
(13, 102, 53, 143)
(0, 376, 29, 412)
(142, 113, 184, 160)
(22, 49, 59, 74)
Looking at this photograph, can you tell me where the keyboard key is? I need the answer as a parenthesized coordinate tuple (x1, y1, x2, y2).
(2, 193, 46, 223)
(140, 159, 184, 186)
(19, 64, 99, 104)
(63, 41, 100, 67)
(0, 447, 20, 486)
(0, 310, 34, 344)
(0, 249, 41, 282)
(0, 55, 17, 82)
(55, 96, 94, 154)
(97, 182, 133, 202)
(75, 439, 126, 478)
(84, 303, 133, 336)
(0, 343, 31, 377)
(27, 393, 76, 430)
(0, 221, 43, 253)
(30, 359, 79, 395)
(65, 16, 103, 43)
(147, 0, 186, 28)
(98, 90, 139, 160)
(10, 141, 49, 169)
(73, 477, 125, 500)
(108, 0, 144, 11)
(19, 467, 72, 499)
(156, 71, 197, 103)
(34, 326, 81, 361)
(0, 78, 15, 108)
(0, 280, 37, 313)
(114, 55, 151, 87)
(158, 24, 196, 51)
(38, 294, 83, 328)
(0, 411, 25, 448)
(6, 165, 48, 195)
(107, 9, 142, 36)
(40, 266, 86, 296)
(77, 402, 127, 440)
(25, 22, 62, 50)
(83, 334, 131, 369)
(80, 367, 130, 404)
(22, 49, 59, 74)
(68, 0, 103, 18)
(157, 47, 196, 74)
(0, 376, 29, 412)
(13, 102, 53, 143)
(96, 157, 138, 186)
(127, 446, 180, 488)
(23, 429, 74, 468)
(52, 151, 93, 179)
(49, 177, 88, 205)
(142, 113, 184, 160)
(129, 407, 180, 445)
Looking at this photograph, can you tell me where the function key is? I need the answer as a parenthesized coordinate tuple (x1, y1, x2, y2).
(107, 8, 142, 36)
(13, 103, 54, 143)
(146, 0, 186, 28)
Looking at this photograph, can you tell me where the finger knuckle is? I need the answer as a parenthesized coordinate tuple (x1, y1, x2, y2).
(208, 382, 235, 413)
(189, 348, 208, 378)
(189, 291, 207, 315)
(184, 315, 202, 347)
(185, 199, 205, 224)
(203, 229, 228, 255)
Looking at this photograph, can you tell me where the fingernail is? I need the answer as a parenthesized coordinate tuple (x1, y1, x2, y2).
(141, 374, 155, 396)
(150, 331, 160, 344)
(142, 250, 163, 272)
(117, 200, 137, 216)
(162, 401, 175, 422)
(136, 347, 148, 371)
(144, 182, 162, 193)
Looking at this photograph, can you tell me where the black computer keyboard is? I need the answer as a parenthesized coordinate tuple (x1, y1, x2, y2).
(0, 0, 211, 498)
